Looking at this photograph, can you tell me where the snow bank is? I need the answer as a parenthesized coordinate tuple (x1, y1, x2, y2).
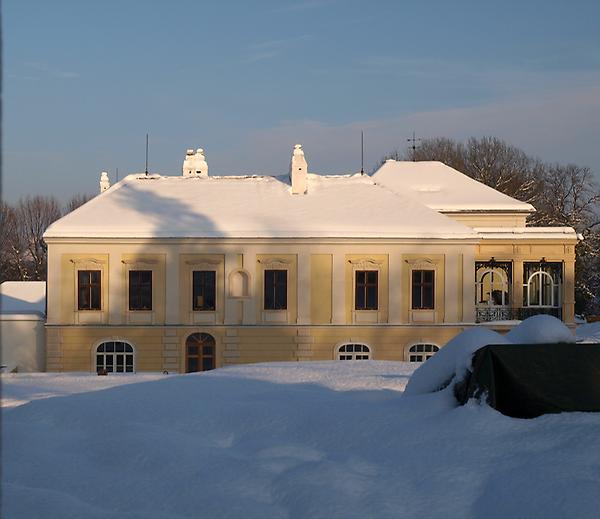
(577, 321, 600, 343)
(3, 361, 600, 519)
(405, 316, 575, 397)
(404, 328, 509, 396)
(505, 314, 575, 344)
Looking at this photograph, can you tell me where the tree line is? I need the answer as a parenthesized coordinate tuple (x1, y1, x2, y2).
(377, 136, 600, 315)
(0, 195, 92, 283)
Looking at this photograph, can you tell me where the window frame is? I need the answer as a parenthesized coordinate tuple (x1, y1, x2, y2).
(411, 269, 435, 310)
(355, 270, 379, 311)
(408, 343, 439, 363)
(94, 341, 136, 374)
(192, 270, 217, 312)
(128, 270, 153, 311)
(264, 269, 288, 311)
(77, 269, 102, 311)
(337, 343, 372, 361)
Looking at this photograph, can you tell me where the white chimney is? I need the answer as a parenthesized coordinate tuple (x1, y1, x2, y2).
(289, 144, 308, 194)
(99, 171, 110, 193)
(182, 148, 208, 177)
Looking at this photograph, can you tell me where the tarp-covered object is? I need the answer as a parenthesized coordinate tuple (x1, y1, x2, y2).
(455, 343, 600, 418)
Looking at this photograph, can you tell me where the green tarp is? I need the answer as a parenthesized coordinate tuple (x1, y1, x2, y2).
(454, 343, 600, 418)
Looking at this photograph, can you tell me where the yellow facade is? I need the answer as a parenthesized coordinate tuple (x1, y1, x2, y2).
(44, 235, 578, 373)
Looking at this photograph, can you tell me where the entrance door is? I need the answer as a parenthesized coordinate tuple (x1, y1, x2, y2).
(185, 333, 216, 373)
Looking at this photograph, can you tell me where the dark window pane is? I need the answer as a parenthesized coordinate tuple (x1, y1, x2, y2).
(105, 342, 115, 353)
(125, 344, 133, 353)
(96, 355, 103, 369)
(125, 355, 134, 367)
(203, 345, 214, 356)
(412, 270, 434, 310)
(202, 357, 214, 371)
(187, 345, 199, 356)
(264, 270, 287, 310)
(366, 285, 378, 309)
(105, 355, 113, 367)
(193, 271, 216, 311)
(115, 342, 125, 353)
(78, 270, 101, 310)
(116, 354, 124, 366)
(187, 358, 198, 373)
(129, 270, 152, 311)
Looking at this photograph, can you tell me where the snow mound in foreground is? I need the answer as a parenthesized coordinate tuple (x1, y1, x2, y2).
(405, 315, 574, 397)
(404, 328, 509, 396)
(3, 362, 600, 519)
(505, 314, 575, 344)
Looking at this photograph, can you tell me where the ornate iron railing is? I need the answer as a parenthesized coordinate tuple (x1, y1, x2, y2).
(476, 306, 562, 323)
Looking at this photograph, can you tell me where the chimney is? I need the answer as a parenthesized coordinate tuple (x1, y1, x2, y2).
(182, 148, 208, 177)
(99, 171, 110, 193)
(289, 144, 308, 194)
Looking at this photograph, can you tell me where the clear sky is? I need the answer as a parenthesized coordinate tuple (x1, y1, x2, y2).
(4, 0, 600, 202)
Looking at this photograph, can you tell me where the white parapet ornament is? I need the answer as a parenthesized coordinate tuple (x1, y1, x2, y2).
(99, 171, 110, 193)
(290, 144, 308, 194)
(182, 148, 209, 177)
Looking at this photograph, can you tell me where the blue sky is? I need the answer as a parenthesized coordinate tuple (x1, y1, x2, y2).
(4, 0, 600, 201)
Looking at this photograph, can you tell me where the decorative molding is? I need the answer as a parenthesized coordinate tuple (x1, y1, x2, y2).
(70, 258, 105, 266)
(121, 259, 158, 266)
(185, 258, 222, 267)
(258, 258, 292, 269)
(348, 257, 383, 269)
(404, 258, 440, 268)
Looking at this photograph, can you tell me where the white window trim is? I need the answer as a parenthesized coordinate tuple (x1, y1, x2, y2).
(91, 338, 137, 374)
(476, 267, 510, 307)
(70, 258, 107, 324)
(406, 343, 440, 363)
(349, 258, 383, 324)
(334, 341, 373, 360)
(259, 259, 291, 323)
(525, 270, 561, 308)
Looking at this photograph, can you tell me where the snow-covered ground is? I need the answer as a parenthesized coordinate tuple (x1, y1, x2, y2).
(3, 359, 600, 519)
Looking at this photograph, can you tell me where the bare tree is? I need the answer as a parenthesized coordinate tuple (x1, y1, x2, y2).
(15, 196, 62, 280)
(63, 194, 92, 214)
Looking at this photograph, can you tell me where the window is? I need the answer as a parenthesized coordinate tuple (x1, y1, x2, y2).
(78, 270, 101, 310)
(129, 270, 152, 311)
(409, 343, 439, 362)
(185, 333, 216, 372)
(192, 271, 216, 311)
(412, 270, 435, 310)
(338, 343, 371, 360)
(355, 270, 378, 310)
(264, 269, 287, 310)
(524, 262, 562, 307)
(475, 264, 511, 306)
(96, 341, 134, 373)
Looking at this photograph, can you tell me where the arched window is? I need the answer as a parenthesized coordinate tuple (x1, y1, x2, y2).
(408, 343, 439, 363)
(524, 262, 562, 308)
(96, 341, 135, 373)
(185, 333, 216, 372)
(338, 343, 371, 360)
(476, 267, 509, 306)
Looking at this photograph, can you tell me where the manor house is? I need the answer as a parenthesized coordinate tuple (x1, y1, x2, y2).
(43, 145, 578, 373)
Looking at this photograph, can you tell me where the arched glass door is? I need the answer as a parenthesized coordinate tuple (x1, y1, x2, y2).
(185, 333, 216, 373)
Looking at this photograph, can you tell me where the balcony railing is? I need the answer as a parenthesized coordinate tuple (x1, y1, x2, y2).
(476, 306, 562, 323)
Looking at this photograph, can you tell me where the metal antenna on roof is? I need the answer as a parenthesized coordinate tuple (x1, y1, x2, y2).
(116, 167, 119, 183)
(407, 131, 421, 162)
(361, 130, 365, 175)
(145, 134, 149, 175)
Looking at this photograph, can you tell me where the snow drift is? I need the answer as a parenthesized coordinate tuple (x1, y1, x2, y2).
(405, 316, 575, 397)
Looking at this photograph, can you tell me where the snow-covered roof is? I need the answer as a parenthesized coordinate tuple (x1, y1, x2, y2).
(0, 281, 46, 318)
(372, 160, 535, 213)
(44, 173, 478, 240)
